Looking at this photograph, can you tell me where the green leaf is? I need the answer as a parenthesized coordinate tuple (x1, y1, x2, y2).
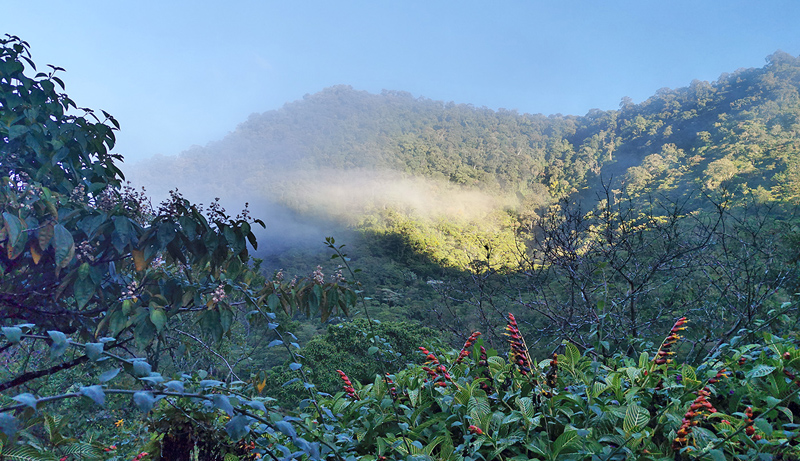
(133, 391, 156, 413)
(47, 330, 69, 358)
(85, 342, 103, 361)
(623, 404, 650, 434)
(11, 393, 38, 410)
(53, 223, 75, 268)
(38, 222, 54, 249)
(210, 394, 234, 416)
(225, 415, 253, 440)
(149, 307, 167, 333)
(80, 385, 105, 406)
(289, 362, 302, 371)
(2, 212, 27, 260)
(99, 368, 121, 383)
(552, 430, 580, 456)
(0, 413, 20, 437)
(707, 449, 727, 461)
(0, 445, 48, 461)
(73, 276, 95, 309)
(1, 326, 23, 343)
(746, 365, 776, 378)
(516, 397, 535, 419)
(368, 346, 379, 355)
(132, 360, 152, 377)
(638, 352, 649, 369)
(564, 342, 580, 367)
(591, 382, 607, 398)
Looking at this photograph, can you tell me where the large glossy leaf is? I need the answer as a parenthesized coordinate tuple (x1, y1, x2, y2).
(53, 223, 74, 268)
(3, 212, 27, 260)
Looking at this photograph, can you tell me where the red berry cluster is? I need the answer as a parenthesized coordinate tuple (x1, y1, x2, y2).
(477, 346, 494, 394)
(743, 407, 762, 441)
(504, 313, 530, 375)
(419, 347, 451, 387)
(468, 424, 483, 435)
(672, 387, 717, 450)
(336, 369, 360, 400)
(455, 331, 481, 364)
(132, 452, 149, 461)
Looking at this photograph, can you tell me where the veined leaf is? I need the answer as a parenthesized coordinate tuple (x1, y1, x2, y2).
(623, 404, 650, 434)
(746, 364, 776, 378)
(552, 430, 580, 456)
(516, 396, 535, 419)
(564, 342, 580, 367)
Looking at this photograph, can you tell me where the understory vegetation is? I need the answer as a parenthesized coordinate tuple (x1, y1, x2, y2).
(2, 35, 800, 460)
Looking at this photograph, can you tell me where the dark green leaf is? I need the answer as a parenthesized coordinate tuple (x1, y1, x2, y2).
(210, 394, 234, 416)
(11, 393, 38, 410)
(80, 385, 105, 406)
(133, 391, 156, 413)
(132, 360, 152, 377)
(149, 308, 167, 333)
(85, 342, 103, 361)
(225, 415, 252, 440)
(1, 326, 23, 343)
(53, 223, 75, 268)
(0, 414, 20, 437)
(99, 368, 121, 383)
(47, 330, 68, 358)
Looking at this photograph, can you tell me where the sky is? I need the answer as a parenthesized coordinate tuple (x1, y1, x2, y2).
(4, 1, 800, 164)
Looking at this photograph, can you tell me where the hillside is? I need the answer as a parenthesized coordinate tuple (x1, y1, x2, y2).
(128, 51, 800, 281)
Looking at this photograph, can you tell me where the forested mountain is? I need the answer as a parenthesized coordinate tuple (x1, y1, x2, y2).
(129, 50, 800, 279)
(135, 50, 800, 203)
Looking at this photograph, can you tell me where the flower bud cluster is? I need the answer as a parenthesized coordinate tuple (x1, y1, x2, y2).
(330, 265, 345, 283)
(419, 347, 451, 387)
(455, 331, 481, 364)
(212, 283, 226, 303)
(70, 184, 87, 202)
(743, 407, 762, 441)
(76, 240, 99, 262)
(122, 280, 139, 300)
(504, 313, 530, 375)
(336, 369, 359, 400)
(468, 425, 483, 435)
(312, 265, 324, 285)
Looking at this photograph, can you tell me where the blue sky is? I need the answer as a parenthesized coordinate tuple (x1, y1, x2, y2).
(4, 1, 800, 163)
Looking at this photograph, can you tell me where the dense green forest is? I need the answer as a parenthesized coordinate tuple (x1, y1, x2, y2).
(3, 36, 800, 460)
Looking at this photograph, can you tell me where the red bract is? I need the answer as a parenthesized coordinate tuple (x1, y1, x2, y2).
(455, 331, 481, 364)
(504, 313, 530, 375)
(336, 369, 360, 400)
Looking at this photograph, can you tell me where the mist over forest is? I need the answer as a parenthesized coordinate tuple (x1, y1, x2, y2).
(128, 50, 800, 266)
